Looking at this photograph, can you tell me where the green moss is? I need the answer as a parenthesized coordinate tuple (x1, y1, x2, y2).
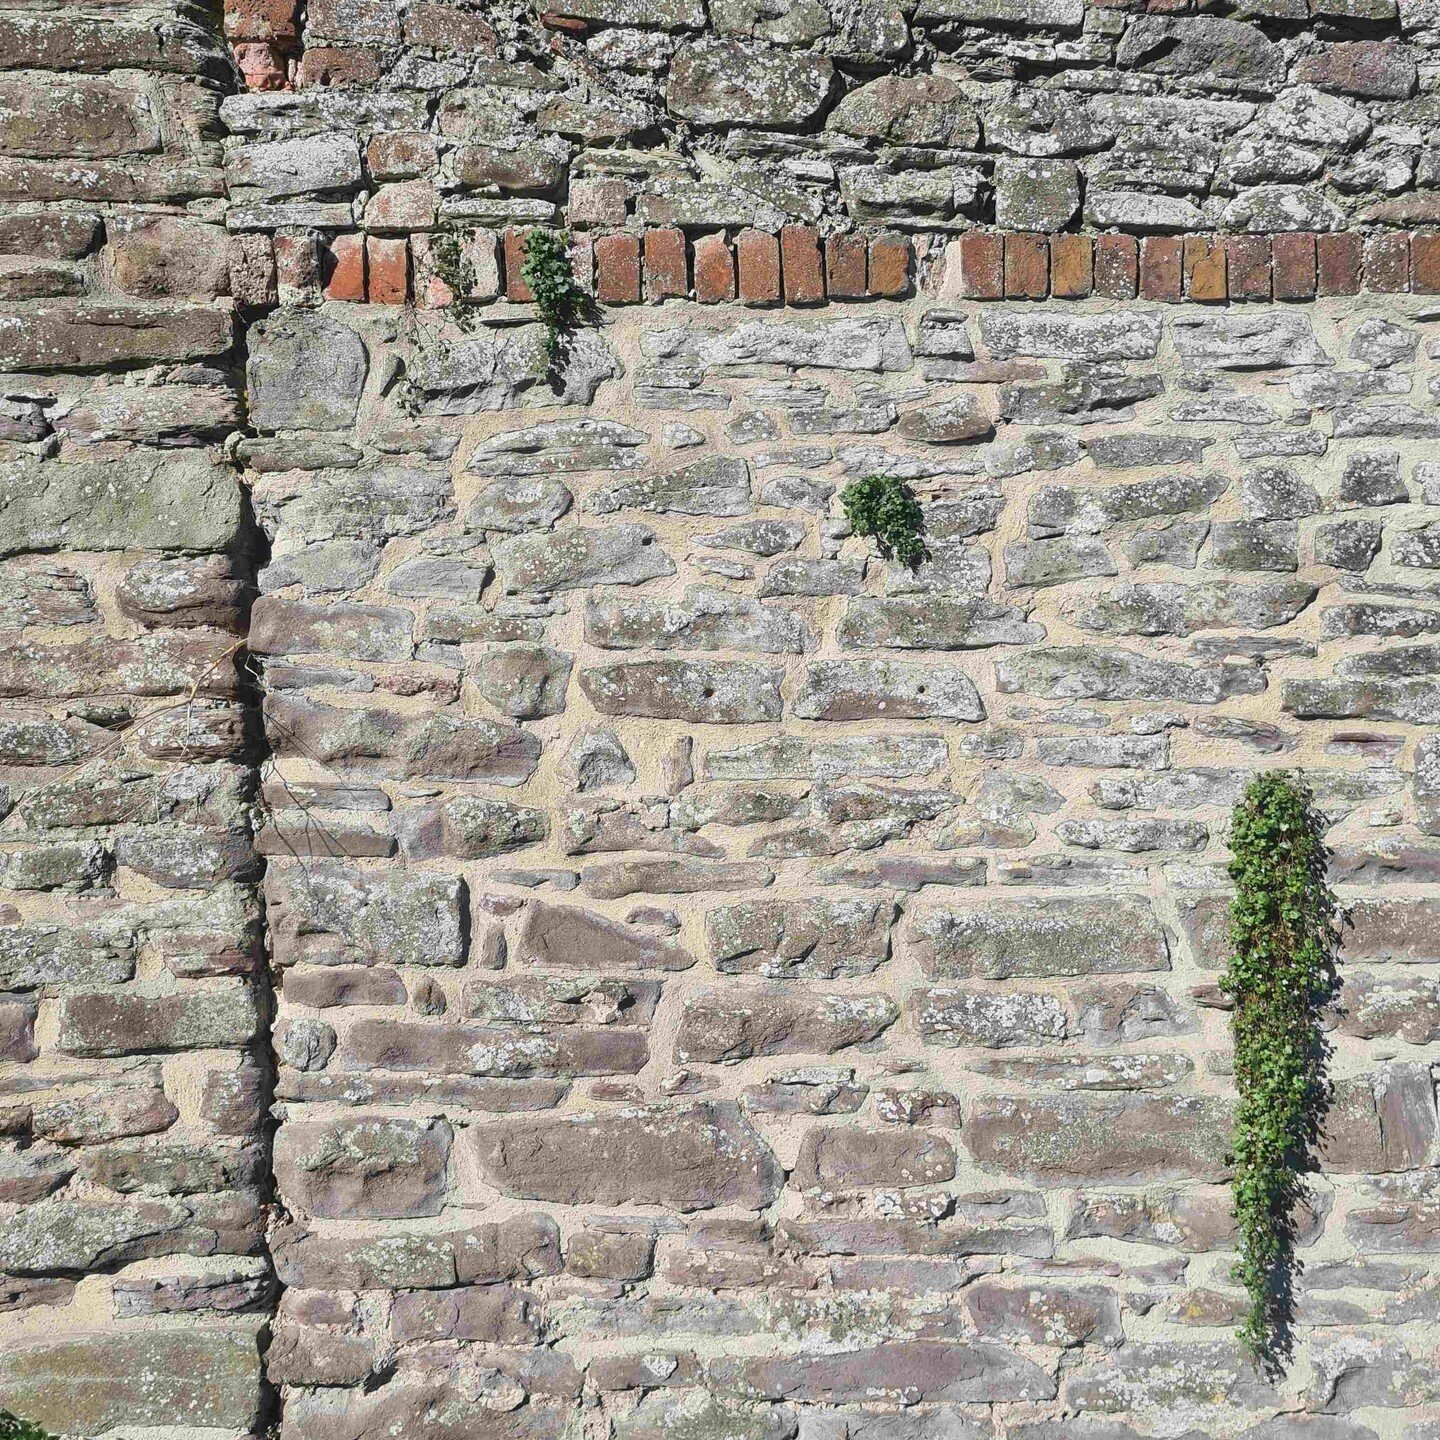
(520, 227, 586, 373)
(1224, 770, 1337, 1373)
(839, 474, 928, 569)
(0, 1414, 56, 1440)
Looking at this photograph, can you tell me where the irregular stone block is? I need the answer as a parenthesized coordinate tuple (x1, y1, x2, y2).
(0, 303, 231, 371)
(668, 39, 833, 127)
(677, 989, 897, 1063)
(588, 456, 752, 517)
(494, 524, 675, 594)
(472, 1102, 783, 1211)
(247, 309, 368, 432)
(341, 1018, 649, 1078)
(839, 596, 1043, 649)
(56, 985, 259, 1056)
(517, 900, 696, 971)
(796, 1126, 956, 1189)
(580, 658, 783, 723)
(793, 659, 985, 721)
(912, 987, 1068, 1048)
(586, 586, 809, 654)
(995, 646, 1265, 703)
(274, 1116, 451, 1218)
(708, 897, 893, 978)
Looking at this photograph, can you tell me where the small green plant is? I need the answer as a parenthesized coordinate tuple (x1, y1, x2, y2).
(839, 474, 928, 568)
(520, 227, 585, 372)
(1224, 770, 1337, 1374)
(0, 1413, 55, 1440)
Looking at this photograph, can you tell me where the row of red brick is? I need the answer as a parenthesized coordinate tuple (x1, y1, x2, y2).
(241, 227, 1440, 311)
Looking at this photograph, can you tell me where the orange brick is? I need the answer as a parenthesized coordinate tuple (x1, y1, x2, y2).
(867, 232, 910, 297)
(1272, 232, 1316, 300)
(1003, 233, 1047, 299)
(825, 232, 867, 300)
(736, 229, 780, 306)
(1183, 236, 1225, 302)
(503, 228, 531, 302)
(643, 227, 687, 301)
(1049, 234, 1093, 298)
(693, 233, 735, 304)
(322, 232, 365, 301)
(1317, 232, 1362, 295)
(1139, 236, 1182, 301)
(1412, 232, 1440, 294)
(960, 232, 1003, 299)
(780, 224, 824, 304)
(1094, 235, 1138, 299)
(594, 233, 641, 303)
(1225, 236, 1271, 301)
(1364, 233, 1410, 292)
(366, 235, 408, 304)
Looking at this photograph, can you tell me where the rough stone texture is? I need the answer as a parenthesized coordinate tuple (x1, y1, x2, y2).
(6, 1, 1440, 1437)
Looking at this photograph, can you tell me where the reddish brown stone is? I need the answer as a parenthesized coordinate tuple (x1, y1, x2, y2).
(693, 232, 736, 304)
(867, 232, 911, 297)
(274, 234, 320, 303)
(295, 45, 381, 87)
(1412, 233, 1440, 295)
(224, 0, 299, 42)
(960, 232, 1003, 300)
(1094, 235, 1138, 299)
(228, 233, 276, 308)
(1003, 233, 1047, 299)
(1272, 232, 1316, 300)
(736, 228, 780, 306)
(1317, 232, 1362, 295)
(594, 233, 641, 304)
(1139, 236, 1182, 302)
(1225, 235, 1271, 300)
(322, 233, 364, 302)
(233, 41, 288, 90)
(1364, 233, 1410, 292)
(503, 227, 532, 303)
(1049, 234, 1092, 298)
(1182, 236, 1225, 302)
(366, 236, 408, 304)
(780, 224, 824, 304)
(642, 227, 686, 301)
(825, 233, 867, 300)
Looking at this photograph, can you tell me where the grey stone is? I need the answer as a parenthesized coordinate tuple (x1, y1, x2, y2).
(668, 39, 833, 127)
(588, 456, 752, 517)
(580, 659, 783, 723)
(247, 310, 368, 432)
(982, 311, 1162, 362)
(677, 989, 898, 1063)
(793, 659, 985, 721)
(494, 524, 675, 593)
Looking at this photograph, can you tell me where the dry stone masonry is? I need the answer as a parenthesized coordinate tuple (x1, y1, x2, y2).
(3, 0, 1440, 1437)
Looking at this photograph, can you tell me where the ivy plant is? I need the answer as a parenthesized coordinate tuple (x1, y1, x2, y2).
(839, 474, 928, 568)
(520, 227, 585, 373)
(1224, 770, 1337, 1373)
(0, 1414, 55, 1440)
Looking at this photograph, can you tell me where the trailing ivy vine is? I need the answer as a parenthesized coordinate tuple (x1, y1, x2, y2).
(839, 474, 928, 568)
(520, 227, 586, 374)
(1224, 770, 1338, 1373)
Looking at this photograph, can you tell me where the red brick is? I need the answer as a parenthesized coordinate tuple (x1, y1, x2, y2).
(1364, 233, 1410, 292)
(1183, 236, 1225, 302)
(594, 233, 641, 304)
(1316, 232, 1362, 295)
(1094, 235, 1138, 299)
(960, 232, 1004, 300)
(322, 232, 365, 302)
(643, 227, 687, 301)
(825, 233, 867, 300)
(693, 233, 736, 304)
(1272, 232, 1316, 300)
(224, 0, 299, 43)
(780, 225, 824, 305)
(366, 235, 408, 304)
(233, 41, 289, 90)
(1139, 236, 1183, 301)
(867, 232, 911, 297)
(1049, 234, 1093, 298)
(1003, 233, 1048, 299)
(1412, 232, 1440, 295)
(294, 45, 381, 88)
(503, 228, 532, 303)
(736, 229, 780, 306)
(1225, 235, 1271, 301)
(274, 233, 319, 304)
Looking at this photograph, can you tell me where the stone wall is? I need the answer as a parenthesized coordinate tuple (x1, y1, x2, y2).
(2, 1, 1440, 1438)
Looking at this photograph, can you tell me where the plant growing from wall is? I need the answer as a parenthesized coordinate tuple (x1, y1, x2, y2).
(520, 227, 586, 374)
(1224, 770, 1337, 1373)
(839, 474, 928, 568)
(0, 1413, 54, 1440)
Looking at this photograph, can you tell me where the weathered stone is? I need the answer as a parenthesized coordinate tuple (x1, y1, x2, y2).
(56, 985, 258, 1057)
(587, 586, 808, 654)
(517, 901, 696, 971)
(0, 1330, 262, 1435)
(589, 456, 752, 517)
(1317, 1064, 1438, 1174)
(494, 524, 675, 594)
(1067, 580, 1316, 636)
(996, 646, 1264, 703)
(580, 659, 783, 723)
(1029, 473, 1227, 537)
(246, 310, 368, 432)
(1172, 312, 1330, 368)
(668, 40, 833, 128)
(796, 1126, 956, 1189)
(967, 1094, 1231, 1182)
(474, 644, 573, 719)
(913, 987, 1068, 1048)
(907, 897, 1167, 979)
(644, 316, 911, 373)
(400, 795, 547, 859)
(840, 596, 1043, 650)
(708, 897, 892, 978)
(472, 1102, 783, 1211)
(677, 990, 898, 1063)
(343, 1017, 648, 1079)
(793, 659, 984, 721)
(274, 1116, 451, 1219)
